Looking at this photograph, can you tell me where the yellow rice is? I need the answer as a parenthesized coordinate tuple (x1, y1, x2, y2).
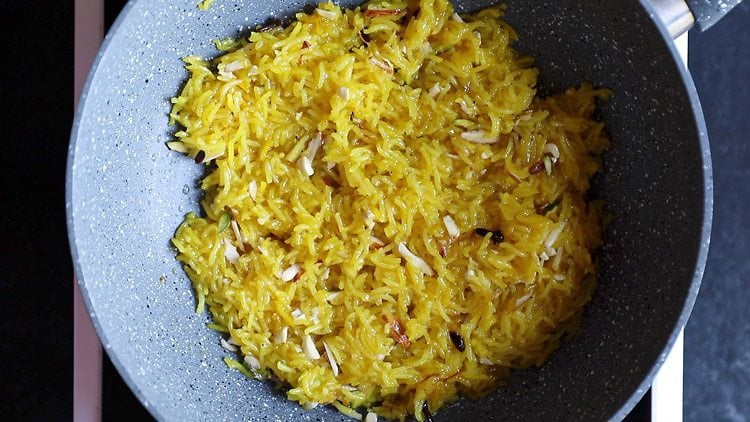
(169, 0, 611, 420)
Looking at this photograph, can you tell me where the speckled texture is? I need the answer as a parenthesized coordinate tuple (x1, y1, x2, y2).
(67, 0, 712, 420)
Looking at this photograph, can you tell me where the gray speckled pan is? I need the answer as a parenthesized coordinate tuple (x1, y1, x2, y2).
(67, 0, 734, 420)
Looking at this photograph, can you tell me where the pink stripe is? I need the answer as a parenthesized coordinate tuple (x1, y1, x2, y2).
(74, 0, 104, 421)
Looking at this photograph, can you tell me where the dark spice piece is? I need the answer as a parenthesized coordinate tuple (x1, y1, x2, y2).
(358, 30, 371, 45)
(474, 228, 504, 244)
(194, 150, 206, 164)
(259, 17, 284, 32)
(529, 161, 545, 174)
(422, 402, 433, 422)
(401, 6, 421, 25)
(302, 40, 311, 49)
(302, 3, 316, 14)
(438, 243, 447, 258)
(540, 198, 564, 215)
(449, 331, 465, 352)
(322, 175, 340, 188)
(293, 270, 304, 282)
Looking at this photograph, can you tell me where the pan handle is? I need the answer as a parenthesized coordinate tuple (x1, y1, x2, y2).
(650, 0, 695, 38)
(683, 0, 742, 31)
(650, 0, 742, 37)
(651, 0, 742, 38)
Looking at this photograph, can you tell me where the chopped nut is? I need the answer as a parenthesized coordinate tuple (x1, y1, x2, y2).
(544, 223, 566, 248)
(316, 8, 338, 19)
(529, 161, 545, 174)
(543, 143, 560, 162)
(389, 318, 411, 348)
(398, 242, 434, 276)
(322, 340, 339, 376)
(428, 83, 442, 97)
(297, 156, 314, 176)
(248, 180, 258, 200)
(461, 130, 498, 144)
(515, 293, 533, 308)
(166, 141, 188, 153)
(280, 264, 302, 282)
(370, 236, 385, 249)
(244, 354, 261, 370)
(543, 156, 553, 175)
(442, 215, 460, 240)
(338, 86, 350, 100)
(223, 239, 240, 263)
(369, 56, 394, 74)
(220, 338, 238, 352)
(302, 334, 321, 359)
(274, 326, 289, 344)
(552, 246, 564, 271)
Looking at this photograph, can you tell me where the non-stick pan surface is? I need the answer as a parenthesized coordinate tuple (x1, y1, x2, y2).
(68, 0, 713, 420)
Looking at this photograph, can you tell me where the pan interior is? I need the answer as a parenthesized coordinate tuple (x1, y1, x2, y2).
(68, 0, 707, 420)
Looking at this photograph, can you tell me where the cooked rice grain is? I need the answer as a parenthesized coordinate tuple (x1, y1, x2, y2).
(170, 0, 611, 420)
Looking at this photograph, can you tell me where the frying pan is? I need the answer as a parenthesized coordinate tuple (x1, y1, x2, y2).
(67, 0, 738, 420)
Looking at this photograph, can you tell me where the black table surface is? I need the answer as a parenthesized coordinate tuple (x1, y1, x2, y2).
(1, 1, 747, 420)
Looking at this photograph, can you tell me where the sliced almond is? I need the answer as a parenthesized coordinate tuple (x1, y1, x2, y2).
(166, 141, 188, 153)
(302, 334, 321, 359)
(515, 293, 533, 309)
(461, 130, 498, 144)
(397, 243, 434, 276)
(279, 264, 302, 282)
(428, 83, 442, 98)
(248, 180, 258, 200)
(223, 239, 240, 263)
(322, 340, 339, 376)
(369, 56, 394, 74)
(244, 354, 261, 370)
(552, 246, 564, 271)
(274, 326, 289, 344)
(543, 143, 560, 162)
(544, 223, 566, 248)
(220, 338, 238, 353)
(223, 60, 245, 73)
(442, 215, 460, 240)
(297, 156, 314, 176)
(338, 86, 350, 100)
(316, 8, 338, 19)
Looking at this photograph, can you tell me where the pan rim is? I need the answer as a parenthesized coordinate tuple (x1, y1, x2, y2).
(608, 1, 713, 420)
(66, 0, 164, 418)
